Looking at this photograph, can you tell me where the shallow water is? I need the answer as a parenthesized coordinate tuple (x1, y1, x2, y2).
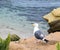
(0, 0, 60, 39)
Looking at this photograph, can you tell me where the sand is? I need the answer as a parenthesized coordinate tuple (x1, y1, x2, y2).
(9, 32, 60, 50)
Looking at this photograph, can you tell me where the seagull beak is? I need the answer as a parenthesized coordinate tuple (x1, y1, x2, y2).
(32, 24, 34, 26)
(30, 23, 34, 26)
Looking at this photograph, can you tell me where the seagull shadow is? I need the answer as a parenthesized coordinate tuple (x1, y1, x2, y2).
(37, 40, 59, 46)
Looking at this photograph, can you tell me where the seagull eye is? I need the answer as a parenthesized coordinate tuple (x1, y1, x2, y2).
(30, 23, 34, 24)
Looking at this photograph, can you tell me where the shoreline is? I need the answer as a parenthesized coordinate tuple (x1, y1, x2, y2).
(0, 27, 33, 39)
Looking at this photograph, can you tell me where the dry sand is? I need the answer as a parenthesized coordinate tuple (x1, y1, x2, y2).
(9, 32, 60, 50)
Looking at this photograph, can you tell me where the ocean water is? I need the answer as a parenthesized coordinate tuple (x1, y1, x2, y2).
(0, 0, 60, 39)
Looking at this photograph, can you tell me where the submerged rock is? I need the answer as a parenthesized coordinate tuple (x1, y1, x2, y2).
(43, 8, 60, 33)
(10, 34, 20, 41)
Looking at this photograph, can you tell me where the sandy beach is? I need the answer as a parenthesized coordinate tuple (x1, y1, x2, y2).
(9, 32, 60, 50)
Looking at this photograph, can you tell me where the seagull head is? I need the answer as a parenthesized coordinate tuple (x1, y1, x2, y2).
(32, 23, 38, 27)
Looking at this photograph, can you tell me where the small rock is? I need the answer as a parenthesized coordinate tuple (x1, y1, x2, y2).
(10, 34, 20, 41)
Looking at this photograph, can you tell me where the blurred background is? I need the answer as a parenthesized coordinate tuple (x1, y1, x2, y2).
(0, 0, 60, 39)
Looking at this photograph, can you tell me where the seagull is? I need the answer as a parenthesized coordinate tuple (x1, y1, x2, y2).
(32, 23, 49, 43)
